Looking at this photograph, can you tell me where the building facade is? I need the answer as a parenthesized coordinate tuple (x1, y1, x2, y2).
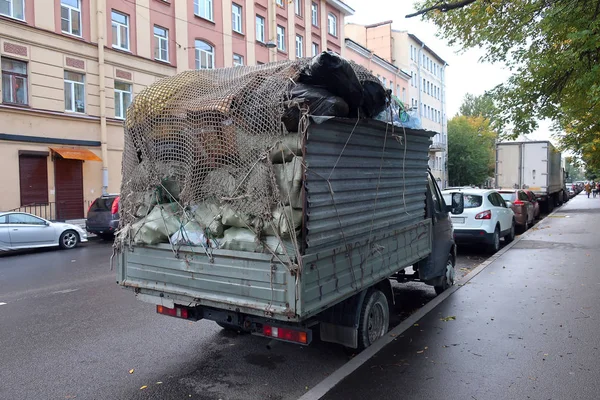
(345, 22, 449, 188)
(0, 0, 353, 220)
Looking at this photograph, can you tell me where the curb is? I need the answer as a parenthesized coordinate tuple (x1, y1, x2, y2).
(298, 204, 565, 400)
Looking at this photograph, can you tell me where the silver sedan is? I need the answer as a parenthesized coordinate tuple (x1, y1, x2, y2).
(0, 212, 88, 251)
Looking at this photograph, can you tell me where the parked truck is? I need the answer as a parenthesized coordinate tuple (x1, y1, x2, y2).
(495, 141, 564, 213)
(114, 57, 462, 350)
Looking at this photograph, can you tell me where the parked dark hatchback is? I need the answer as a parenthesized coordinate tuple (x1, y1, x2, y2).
(86, 194, 119, 240)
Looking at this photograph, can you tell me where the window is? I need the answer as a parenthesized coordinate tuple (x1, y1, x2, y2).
(422, 54, 425, 66)
(488, 194, 501, 207)
(402, 87, 406, 102)
(111, 11, 129, 51)
(294, 0, 301, 16)
(194, 0, 213, 21)
(426, 81, 430, 95)
(114, 81, 132, 120)
(232, 3, 242, 33)
(295, 35, 303, 58)
(312, 42, 319, 56)
(422, 103, 426, 117)
(327, 13, 337, 36)
(233, 54, 244, 67)
(396, 84, 400, 97)
(422, 78, 425, 91)
(8, 213, 46, 225)
(256, 15, 265, 42)
(311, 2, 318, 26)
(0, 0, 24, 19)
(276, 0, 284, 6)
(195, 40, 214, 69)
(64, 71, 85, 113)
(382, 77, 386, 87)
(153, 26, 169, 62)
(276, 25, 285, 51)
(1, 58, 28, 105)
(61, 0, 81, 36)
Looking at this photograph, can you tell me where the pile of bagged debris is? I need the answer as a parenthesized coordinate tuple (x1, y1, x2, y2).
(117, 52, 390, 256)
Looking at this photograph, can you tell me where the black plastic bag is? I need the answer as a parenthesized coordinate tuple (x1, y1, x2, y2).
(282, 84, 350, 132)
(361, 80, 389, 118)
(299, 52, 363, 115)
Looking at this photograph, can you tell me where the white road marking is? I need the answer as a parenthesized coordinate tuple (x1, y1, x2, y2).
(51, 289, 79, 295)
(0, 302, 7, 306)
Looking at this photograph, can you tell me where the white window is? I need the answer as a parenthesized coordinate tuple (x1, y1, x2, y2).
(388, 80, 393, 93)
(294, 0, 301, 16)
(295, 35, 303, 58)
(61, 0, 82, 37)
(402, 87, 406, 102)
(0, 0, 24, 20)
(276, 25, 285, 51)
(256, 15, 265, 43)
(153, 26, 169, 62)
(422, 78, 425, 91)
(396, 84, 400, 98)
(114, 81, 132, 120)
(382, 77, 386, 87)
(195, 40, 214, 69)
(111, 11, 129, 51)
(422, 103, 426, 117)
(233, 54, 244, 67)
(312, 42, 319, 56)
(64, 71, 85, 113)
(194, 0, 213, 21)
(276, 0, 284, 6)
(327, 13, 337, 36)
(232, 3, 242, 33)
(311, 2, 318, 26)
(1, 58, 28, 105)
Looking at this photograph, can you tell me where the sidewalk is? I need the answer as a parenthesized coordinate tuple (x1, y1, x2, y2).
(307, 193, 600, 400)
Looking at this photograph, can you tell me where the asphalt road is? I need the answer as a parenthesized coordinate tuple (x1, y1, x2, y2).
(0, 229, 513, 400)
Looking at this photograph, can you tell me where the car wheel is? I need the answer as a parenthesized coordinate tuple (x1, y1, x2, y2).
(357, 289, 390, 351)
(434, 253, 456, 295)
(505, 221, 516, 243)
(59, 230, 79, 249)
(488, 227, 500, 254)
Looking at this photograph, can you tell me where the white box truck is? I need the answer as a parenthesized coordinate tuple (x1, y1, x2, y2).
(495, 141, 564, 212)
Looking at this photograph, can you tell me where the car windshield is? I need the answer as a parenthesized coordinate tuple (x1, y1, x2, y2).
(89, 197, 116, 212)
(442, 193, 482, 209)
(499, 192, 516, 202)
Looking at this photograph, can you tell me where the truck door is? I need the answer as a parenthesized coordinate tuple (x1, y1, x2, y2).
(421, 172, 454, 281)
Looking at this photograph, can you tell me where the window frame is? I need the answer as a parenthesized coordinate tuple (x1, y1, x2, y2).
(232, 3, 243, 34)
(193, 0, 214, 21)
(194, 39, 215, 70)
(1, 58, 28, 106)
(153, 25, 169, 62)
(276, 25, 286, 52)
(64, 70, 86, 113)
(311, 2, 318, 26)
(114, 81, 132, 120)
(295, 34, 303, 58)
(60, 0, 82, 37)
(233, 53, 244, 67)
(327, 13, 337, 36)
(294, 0, 301, 16)
(311, 42, 319, 56)
(111, 10, 130, 51)
(0, 0, 25, 20)
(276, 0, 284, 6)
(255, 15, 265, 43)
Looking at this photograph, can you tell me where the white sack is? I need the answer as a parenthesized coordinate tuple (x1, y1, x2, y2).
(274, 156, 303, 209)
(190, 202, 224, 237)
(220, 227, 260, 252)
(270, 134, 302, 164)
(131, 204, 181, 245)
(264, 206, 302, 238)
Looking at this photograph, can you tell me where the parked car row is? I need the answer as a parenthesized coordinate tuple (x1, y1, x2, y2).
(441, 187, 543, 254)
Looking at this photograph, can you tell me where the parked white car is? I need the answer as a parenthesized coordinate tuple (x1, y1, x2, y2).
(0, 212, 88, 251)
(441, 189, 515, 253)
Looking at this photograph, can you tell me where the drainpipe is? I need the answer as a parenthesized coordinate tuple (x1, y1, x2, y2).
(269, 0, 277, 62)
(97, 0, 109, 195)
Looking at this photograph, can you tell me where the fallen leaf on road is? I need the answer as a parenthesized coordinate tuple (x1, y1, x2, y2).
(129, 369, 134, 374)
(440, 316, 456, 322)
(416, 350, 424, 354)
(140, 386, 148, 390)
(156, 382, 163, 385)
(424, 346, 428, 350)
(389, 333, 397, 337)
(305, 386, 309, 390)
(413, 323, 419, 327)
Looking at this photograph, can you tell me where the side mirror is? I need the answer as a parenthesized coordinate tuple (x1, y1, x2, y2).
(506, 201, 513, 208)
(447, 192, 464, 215)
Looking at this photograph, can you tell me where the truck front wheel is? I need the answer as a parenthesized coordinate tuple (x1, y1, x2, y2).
(434, 253, 456, 295)
(357, 289, 390, 350)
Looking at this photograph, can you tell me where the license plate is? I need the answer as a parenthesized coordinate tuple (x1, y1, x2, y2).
(451, 217, 465, 224)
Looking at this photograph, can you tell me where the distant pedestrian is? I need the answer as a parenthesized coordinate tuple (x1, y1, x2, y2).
(585, 182, 591, 198)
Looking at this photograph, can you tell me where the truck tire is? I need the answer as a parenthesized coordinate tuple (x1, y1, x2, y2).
(357, 289, 390, 350)
(434, 253, 456, 295)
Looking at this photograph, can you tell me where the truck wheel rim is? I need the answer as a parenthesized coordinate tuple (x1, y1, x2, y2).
(63, 233, 77, 248)
(445, 258, 455, 287)
(367, 303, 386, 343)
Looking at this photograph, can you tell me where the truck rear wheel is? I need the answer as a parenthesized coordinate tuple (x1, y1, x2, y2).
(357, 289, 390, 350)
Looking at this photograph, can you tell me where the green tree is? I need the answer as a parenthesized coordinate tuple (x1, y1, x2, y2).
(459, 93, 504, 135)
(448, 115, 494, 187)
(409, 0, 600, 170)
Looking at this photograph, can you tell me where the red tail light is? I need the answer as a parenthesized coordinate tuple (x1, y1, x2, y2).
(475, 210, 492, 220)
(156, 305, 189, 319)
(87, 201, 95, 214)
(513, 199, 524, 206)
(111, 196, 120, 215)
(262, 325, 308, 344)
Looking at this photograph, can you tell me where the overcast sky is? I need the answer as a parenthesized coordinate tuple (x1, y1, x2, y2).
(346, 0, 553, 142)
